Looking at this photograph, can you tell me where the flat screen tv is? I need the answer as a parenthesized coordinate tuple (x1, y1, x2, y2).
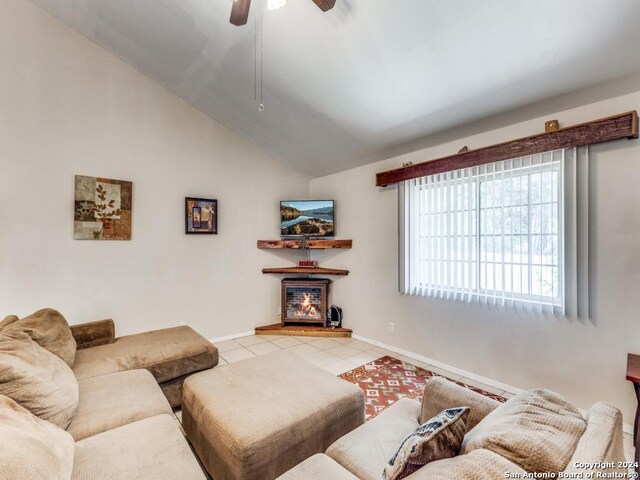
(280, 200, 334, 238)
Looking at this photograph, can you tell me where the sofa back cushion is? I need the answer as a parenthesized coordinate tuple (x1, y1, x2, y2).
(421, 377, 500, 430)
(3, 308, 77, 367)
(0, 331, 79, 429)
(462, 389, 586, 474)
(0, 394, 74, 480)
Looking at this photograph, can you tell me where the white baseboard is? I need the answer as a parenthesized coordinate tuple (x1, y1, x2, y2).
(352, 334, 634, 435)
(352, 334, 524, 395)
(208, 331, 255, 344)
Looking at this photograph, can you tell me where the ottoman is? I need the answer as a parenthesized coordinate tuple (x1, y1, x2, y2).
(182, 350, 365, 480)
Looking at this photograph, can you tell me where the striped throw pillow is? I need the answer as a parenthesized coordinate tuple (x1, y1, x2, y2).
(383, 406, 470, 480)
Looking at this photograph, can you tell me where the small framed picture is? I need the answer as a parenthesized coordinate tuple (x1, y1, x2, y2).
(185, 197, 217, 234)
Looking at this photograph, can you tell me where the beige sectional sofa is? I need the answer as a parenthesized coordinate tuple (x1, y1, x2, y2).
(1, 308, 627, 480)
(278, 377, 627, 479)
(0, 308, 217, 479)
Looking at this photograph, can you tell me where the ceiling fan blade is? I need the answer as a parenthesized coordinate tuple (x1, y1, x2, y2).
(230, 0, 251, 26)
(311, 0, 336, 12)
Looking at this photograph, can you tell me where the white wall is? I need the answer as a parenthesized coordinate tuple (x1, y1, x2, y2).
(0, 0, 308, 339)
(311, 93, 640, 425)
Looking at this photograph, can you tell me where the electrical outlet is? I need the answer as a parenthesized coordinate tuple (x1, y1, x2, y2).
(388, 322, 395, 333)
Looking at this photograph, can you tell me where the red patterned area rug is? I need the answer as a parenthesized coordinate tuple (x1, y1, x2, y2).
(339, 355, 507, 421)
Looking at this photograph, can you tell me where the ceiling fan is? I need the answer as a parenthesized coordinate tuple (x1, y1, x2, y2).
(230, 0, 336, 26)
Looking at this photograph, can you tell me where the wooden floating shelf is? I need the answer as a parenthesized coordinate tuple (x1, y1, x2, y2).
(262, 267, 349, 276)
(257, 239, 352, 250)
(255, 323, 352, 338)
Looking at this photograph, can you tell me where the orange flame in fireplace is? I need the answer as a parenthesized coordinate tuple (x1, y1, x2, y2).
(295, 292, 318, 318)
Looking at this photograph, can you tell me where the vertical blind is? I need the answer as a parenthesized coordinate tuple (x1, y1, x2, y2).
(399, 149, 583, 315)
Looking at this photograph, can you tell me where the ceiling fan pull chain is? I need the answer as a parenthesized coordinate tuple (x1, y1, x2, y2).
(258, 0, 265, 112)
(254, 4, 257, 103)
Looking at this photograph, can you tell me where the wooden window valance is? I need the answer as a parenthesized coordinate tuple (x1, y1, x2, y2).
(376, 111, 638, 187)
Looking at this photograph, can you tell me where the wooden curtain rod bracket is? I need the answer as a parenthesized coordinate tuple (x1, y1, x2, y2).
(545, 120, 559, 132)
(376, 110, 638, 187)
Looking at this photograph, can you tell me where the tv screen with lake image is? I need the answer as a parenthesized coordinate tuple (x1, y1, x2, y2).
(280, 200, 334, 237)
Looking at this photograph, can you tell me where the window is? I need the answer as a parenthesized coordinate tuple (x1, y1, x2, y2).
(399, 150, 565, 312)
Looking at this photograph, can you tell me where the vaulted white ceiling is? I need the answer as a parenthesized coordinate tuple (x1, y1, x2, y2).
(29, 0, 640, 177)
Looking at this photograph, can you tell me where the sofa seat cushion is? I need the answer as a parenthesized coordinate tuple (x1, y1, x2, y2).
(66, 369, 173, 441)
(3, 308, 77, 367)
(73, 326, 218, 383)
(402, 449, 526, 479)
(277, 454, 359, 480)
(462, 389, 587, 474)
(326, 397, 421, 480)
(0, 331, 79, 429)
(72, 414, 207, 480)
(0, 395, 75, 480)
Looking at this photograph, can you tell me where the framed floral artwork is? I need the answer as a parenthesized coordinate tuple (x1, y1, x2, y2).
(74, 175, 132, 240)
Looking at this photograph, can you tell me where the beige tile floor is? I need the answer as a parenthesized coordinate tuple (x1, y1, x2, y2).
(178, 333, 636, 463)
(217, 334, 506, 396)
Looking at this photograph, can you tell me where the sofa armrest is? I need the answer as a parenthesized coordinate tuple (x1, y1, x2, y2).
(70, 319, 115, 350)
(420, 377, 501, 430)
(564, 402, 626, 471)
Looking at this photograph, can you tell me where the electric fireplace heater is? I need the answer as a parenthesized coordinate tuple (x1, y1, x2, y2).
(281, 278, 330, 326)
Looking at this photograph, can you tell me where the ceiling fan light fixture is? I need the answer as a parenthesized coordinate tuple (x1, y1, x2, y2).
(267, 0, 286, 11)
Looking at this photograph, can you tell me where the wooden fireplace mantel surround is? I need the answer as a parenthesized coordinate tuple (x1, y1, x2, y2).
(376, 111, 638, 187)
(262, 266, 349, 276)
(257, 238, 353, 336)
